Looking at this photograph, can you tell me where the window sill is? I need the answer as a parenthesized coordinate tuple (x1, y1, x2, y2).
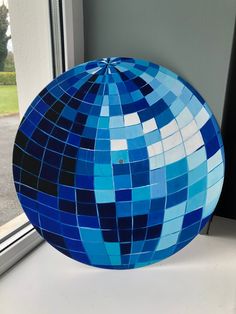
(0, 213, 29, 243)
(0, 224, 43, 275)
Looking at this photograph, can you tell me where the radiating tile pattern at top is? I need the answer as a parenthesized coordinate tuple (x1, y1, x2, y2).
(13, 57, 224, 269)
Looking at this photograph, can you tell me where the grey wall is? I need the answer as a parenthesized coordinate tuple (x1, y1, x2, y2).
(83, 0, 236, 123)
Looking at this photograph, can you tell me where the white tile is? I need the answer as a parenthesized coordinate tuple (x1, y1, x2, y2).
(160, 119, 179, 138)
(100, 106, 109, 116)
(124, 112, 140, 126)
(164, 144, 185, 165)
(176, 107, 193, 128)
(195, 108, 210, 128)
(184, 131, 204, 155)
(147, 141, 163, 157)
(207, 150, 223, 172)
(142, 118, 157, 134)
(163, 131, 182, 151)
(149, 154, 165, 169)
(111, 139, 127, 151)
(180, 120, 198, 141)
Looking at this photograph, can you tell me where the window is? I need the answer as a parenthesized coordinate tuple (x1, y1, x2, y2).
(0, 0, 83, 275)
(0, 0, 24, 241)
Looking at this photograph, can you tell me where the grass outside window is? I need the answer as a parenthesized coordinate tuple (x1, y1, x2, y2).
(0, 85, 18, 115)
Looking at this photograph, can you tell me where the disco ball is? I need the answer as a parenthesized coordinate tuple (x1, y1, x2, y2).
(13, 57, 224, 269)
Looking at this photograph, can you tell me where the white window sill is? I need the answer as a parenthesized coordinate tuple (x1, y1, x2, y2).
(0, 216, 235, 314)
(0, 224, 43, 275)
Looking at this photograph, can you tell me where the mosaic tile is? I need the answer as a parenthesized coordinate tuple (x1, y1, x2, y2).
(13, 57, 224, 269)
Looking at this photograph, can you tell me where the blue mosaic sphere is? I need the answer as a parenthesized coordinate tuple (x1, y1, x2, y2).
(13, 57, 224, 269)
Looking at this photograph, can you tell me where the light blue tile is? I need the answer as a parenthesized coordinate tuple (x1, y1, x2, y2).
(130, 90, 143, 101)
(109, 255, 122, 266)
(144, 129, 161, 145)
(188, 162, 207, 185)
(205, 178, 224, 209)
(95, 189, 115, 203)
(94, 177, 114, 190)
(187, 146, 206, 170)
(188, 95, 202, 116)
(109, 115, 124, 128)
(94, 164, 112, 176)
(166, 158, 188, 180)
(109, 94, 119, 104)
(203, 179, 223, 219)
(125, 124, 143, 139)
(161, 216, 183, 236)
(188, 177, 207, 198)
(164, 201, 186, 221)
(111, 150, 129, 164)
(151, 183, 166, 198)
(150, 168, 165, 185)
(186, 191, 206, 213)
(207, 163, 224, 188)
(157, 232, 179, 250)
(170, 98, 185, 116)
(132, 186, 150, 201)
(179, 86, 192, 104)
(105, 242, 121, 255)
(110, 127, 126, 139)
(88, 254, 111, 266)
(108, 83, 117, 94)
(146, 90, 161, 105)
(80, 228, 103, 243)
(207, 150, 223, 172)
(98, 117, 109, 128)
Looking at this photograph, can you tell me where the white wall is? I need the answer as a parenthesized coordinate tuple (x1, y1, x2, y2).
(8, 0, 53, 117)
